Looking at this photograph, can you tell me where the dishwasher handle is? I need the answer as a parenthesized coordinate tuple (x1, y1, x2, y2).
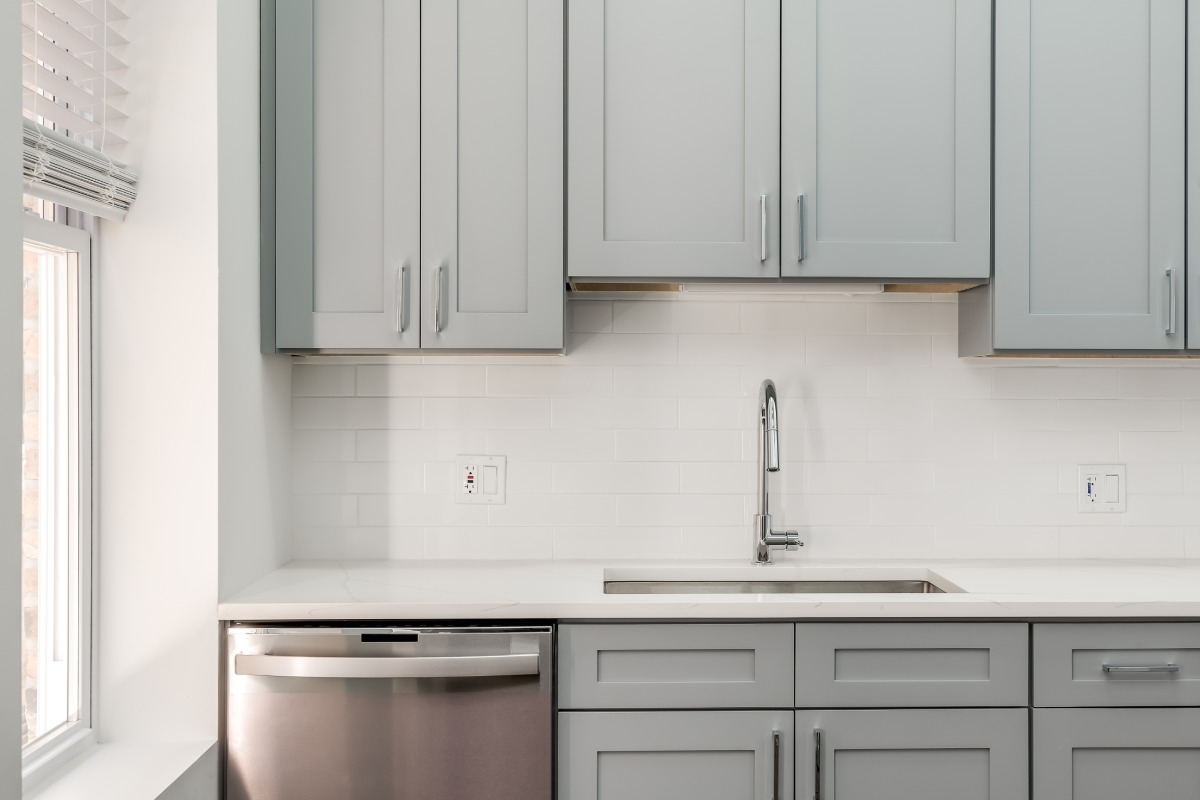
(235, 652, 539, 680)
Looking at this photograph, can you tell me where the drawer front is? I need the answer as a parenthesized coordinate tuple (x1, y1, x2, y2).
(1034, 623, 1200, 707)
(559, 624, 794, 709)
(795, 622, 1029, 708)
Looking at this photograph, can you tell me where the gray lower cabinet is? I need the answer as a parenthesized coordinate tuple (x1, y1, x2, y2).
(795, 709, 1029, 800)
(961, 0, 1187, 355)
(268, 0, 563, 353)
(780, 0, 991, 280)
(559, 710, 793, 800)
(567, 0, 781, 280)
(1033, 708, 1200, 799)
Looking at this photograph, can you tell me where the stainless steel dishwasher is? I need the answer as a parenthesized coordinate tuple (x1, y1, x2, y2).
(225, 624, 553, 800)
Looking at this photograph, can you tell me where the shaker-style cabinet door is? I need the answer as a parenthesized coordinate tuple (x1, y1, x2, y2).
(421, 0, 564, 350)
(992, 0, 1185, 350)
(1034, 709, 1200, 799)
(559, 711, 793, 800)
(273, 0, 421, 350)
(781, 0, 991, 280)
(567, 0, 781, 280)
(795, 709, 1028, 800)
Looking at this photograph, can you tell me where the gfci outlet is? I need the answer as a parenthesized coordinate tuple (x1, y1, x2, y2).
(456, 455, 506, 505)
(1078, 464, 1126, 513)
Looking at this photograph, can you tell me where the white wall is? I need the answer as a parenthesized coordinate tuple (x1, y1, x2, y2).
(291, 295, 1200, 562)
(2, 0, 25, 792)
(217, 0, 292, 601)
(96, 0, 218, 742)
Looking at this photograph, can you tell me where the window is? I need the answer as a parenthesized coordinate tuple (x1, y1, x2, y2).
(20, 209, 93, 785)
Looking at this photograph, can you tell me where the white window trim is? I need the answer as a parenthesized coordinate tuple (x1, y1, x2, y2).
(20, 214, 96, 794)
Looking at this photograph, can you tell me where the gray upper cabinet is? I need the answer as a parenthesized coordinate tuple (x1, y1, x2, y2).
(1189, 3, 1200, 348)
(421, 0, 564, 350)
(559, 710, 794, 800)
(796, 709, 1029, 800)
(1033, 708, 1200, 800)
(781, 0, 991, 280)
(269, 0, 563, 352)
(567, 0, 781, 280)
(965, 0, 1186, 353)
(273, 0, 421, 351)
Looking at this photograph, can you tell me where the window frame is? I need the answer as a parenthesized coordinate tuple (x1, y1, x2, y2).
(20, 213, 95, 789)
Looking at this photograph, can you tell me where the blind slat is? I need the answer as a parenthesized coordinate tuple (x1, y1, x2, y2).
(23, 119, 134, 220)
(22, 25, 127, 98)
(24, 101, 129, 148)
(21, 4, 129, 71)
(28, 0, 129, 46)
(23, 60, 127, 122)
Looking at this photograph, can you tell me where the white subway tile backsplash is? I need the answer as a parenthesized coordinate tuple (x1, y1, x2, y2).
(290, 297, 1199, 561)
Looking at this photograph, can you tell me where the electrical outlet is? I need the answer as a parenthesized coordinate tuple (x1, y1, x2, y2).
(456, 455, 506, 505)
(1078, 464, 1126, 513)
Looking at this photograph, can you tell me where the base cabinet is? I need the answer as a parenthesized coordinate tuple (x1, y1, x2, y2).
(1033, 708, 1200, 799)
(795, 709, 1028, 800)
(558, 710, 793, 800)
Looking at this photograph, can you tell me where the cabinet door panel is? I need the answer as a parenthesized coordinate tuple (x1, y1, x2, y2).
(274, 0, 420, 350)
(421, 0, 564, 350)
(781, 0, 990, 279)
(993, 0, 1185, 350)
(559, 711, 793, 800)
(795, 709, 1028, 800)
(568, 0, 780, 279)
(1034, 708, 1200, 799)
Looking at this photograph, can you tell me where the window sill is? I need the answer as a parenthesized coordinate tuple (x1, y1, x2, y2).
(25, 740, 217, 800)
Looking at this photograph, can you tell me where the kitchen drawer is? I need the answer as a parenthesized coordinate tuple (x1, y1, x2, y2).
(1034, 623, 1200, 707)
(558, 624, 794, 709)
(794, 622, 1029, 708)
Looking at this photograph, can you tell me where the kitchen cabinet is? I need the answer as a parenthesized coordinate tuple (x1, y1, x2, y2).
(266, 0, 564, 353)
(559, 710, 793, 800)
(1033, 708, 1200, 799)
(567, 0, 781, 280)
(780, 0, 991, 279)
(960, 0, 1186, 355)
(795, 709, 1028, 800)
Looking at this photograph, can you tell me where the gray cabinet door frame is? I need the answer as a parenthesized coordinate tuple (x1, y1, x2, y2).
(1034, 708, 1200, 798)
(796, 709, 1029, 800)
(567, 0, 781, 279)
(559, 710, 794, 800)
(1189, 1, 1200, 349)
(993, 0, 1185, 350)
(781, 0, 991, 279)
(274, 0, 421, 350)
(421, 0, 564, 350)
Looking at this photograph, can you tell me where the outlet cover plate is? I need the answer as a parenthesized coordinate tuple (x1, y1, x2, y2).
(456, 455, 506, 505)
(1078, 464, 1126, 513)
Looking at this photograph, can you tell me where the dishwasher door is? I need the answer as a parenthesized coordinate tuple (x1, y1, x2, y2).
(225, 625, 552, 800)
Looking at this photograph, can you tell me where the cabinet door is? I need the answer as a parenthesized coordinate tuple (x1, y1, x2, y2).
(421, 0, 564, 350)
(795, 709, 1028, 800)
(781, 0, 990, 279)
(567, 0, 780, 279)
(559, 710, 793, 800)
(274, 0, 420, 350)
(1034, 709, 1200, 799)
(993, 0, 1185, 350)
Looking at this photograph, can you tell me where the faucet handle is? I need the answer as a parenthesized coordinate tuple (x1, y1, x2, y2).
(781, 531, 802, 552)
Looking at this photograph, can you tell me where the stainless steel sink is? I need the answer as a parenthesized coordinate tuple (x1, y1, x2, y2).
(603, 579, 947, 595)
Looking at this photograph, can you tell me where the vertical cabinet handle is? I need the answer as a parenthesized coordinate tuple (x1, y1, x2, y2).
(759, 194, 769, 262)
(1165, 268, 1177, 335)
(813, 728, 823, 800)
(771, 730, 781, 800)
(433, 264, 445, 333)
(796, 194, 806, 262)
(394, 264, 409, 334)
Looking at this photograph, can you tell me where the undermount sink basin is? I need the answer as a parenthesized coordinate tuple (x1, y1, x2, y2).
(604, 579, 947, 595)
(601, 567, 961, 595)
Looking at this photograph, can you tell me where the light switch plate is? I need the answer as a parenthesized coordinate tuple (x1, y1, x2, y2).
(1078, 464, 1126, 513)
(456, 455, 506, 505)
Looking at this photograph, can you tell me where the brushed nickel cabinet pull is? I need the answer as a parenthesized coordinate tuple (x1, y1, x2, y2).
(760, 194, 769, 262)
(433, 264, 445, 333)
(797, 194, 806, 262)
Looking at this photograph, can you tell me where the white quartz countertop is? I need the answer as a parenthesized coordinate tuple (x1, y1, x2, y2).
(218, 559, 1200, 620)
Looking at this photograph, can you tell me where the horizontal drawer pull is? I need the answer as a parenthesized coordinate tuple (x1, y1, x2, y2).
(1103, 663, 1180, 674)
(235, 653, 538, 679)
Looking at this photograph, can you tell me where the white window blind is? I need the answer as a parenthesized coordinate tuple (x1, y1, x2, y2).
(22, 0, 137, 220)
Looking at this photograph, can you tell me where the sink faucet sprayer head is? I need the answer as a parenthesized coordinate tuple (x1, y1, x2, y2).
(761, 380, 780, 472)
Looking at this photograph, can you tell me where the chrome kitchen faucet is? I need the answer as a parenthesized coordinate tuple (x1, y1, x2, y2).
(753, 379, 801, 564)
